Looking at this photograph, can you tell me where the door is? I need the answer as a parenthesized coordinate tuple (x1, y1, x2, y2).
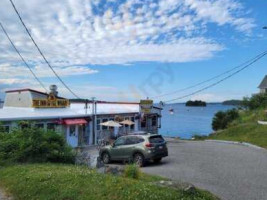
(122, 136, 143, 160)
(67, 125, 78, 147)
(110, 137, 126, 160)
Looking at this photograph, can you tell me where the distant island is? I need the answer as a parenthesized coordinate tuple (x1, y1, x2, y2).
(186, 100, 206, 107)
(222, 100, 242, 106)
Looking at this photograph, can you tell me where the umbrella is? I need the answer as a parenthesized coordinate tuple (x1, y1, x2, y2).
(120, 119, 135, 125)
(100, 120, 122, 127)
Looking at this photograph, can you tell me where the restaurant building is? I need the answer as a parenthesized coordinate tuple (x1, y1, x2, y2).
(0, 85, 162, 148)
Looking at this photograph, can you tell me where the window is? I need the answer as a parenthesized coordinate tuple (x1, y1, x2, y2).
(141, 117, 146, 128)
(19, 121, 29, 129)
(97, 119, 101, 131)
(114, 137, 126, 146)
(102, 119, 108, 130)
(152, 116, 157, 127)
(47, 123, 56, 131)
(69, 125, 76, 136)
(149, 135, 165, 143)
(34, 123, 44, 129)
(126, 136, 144, 145)
(130, 117, 135, 130)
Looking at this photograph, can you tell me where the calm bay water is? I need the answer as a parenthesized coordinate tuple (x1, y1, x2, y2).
(159, 103, 235, 139)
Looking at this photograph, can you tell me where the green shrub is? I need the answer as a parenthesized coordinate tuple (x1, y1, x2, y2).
(124, 164, 141, 179)
(0, 126, 75, 164)
(242, 93, 267, 110)
(192, 135, 208, 140)
(212, 109, 239, 131)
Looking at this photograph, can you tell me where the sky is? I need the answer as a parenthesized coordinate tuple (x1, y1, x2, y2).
(0, 0, 266, 103)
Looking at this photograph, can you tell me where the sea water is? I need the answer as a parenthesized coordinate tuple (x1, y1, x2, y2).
(159, 103, 235, 139)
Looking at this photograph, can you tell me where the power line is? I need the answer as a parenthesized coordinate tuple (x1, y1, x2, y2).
(152, 50, 267, 99)
(164, 51, 267, 103)
(8, 0, 80, 99)
(0, 21, 48, 93)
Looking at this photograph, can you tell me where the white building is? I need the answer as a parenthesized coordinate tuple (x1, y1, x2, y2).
(258, 75, 267, 94)
(0, 87, 162, 148)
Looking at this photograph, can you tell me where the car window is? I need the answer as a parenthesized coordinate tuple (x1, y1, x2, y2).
(114, 137, 126, 146)
(149, 135, 165, 143)
(126, 136, 144, 145)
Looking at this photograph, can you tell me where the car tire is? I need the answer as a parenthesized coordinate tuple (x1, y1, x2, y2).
(153, 158, 162, 163)
(102, 152, 110, 164)
(133, 153, 145, 167)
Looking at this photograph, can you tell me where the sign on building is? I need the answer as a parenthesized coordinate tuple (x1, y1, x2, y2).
(32, 94, 69, 108)
(140, 99, 153, 114)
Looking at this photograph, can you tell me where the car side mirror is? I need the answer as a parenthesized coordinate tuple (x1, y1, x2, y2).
(111, 143, 115, 147)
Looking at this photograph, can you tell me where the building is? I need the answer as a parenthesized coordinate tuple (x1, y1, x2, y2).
(258, 75, 267, 94)
(0, 86, 162, 148)
(0, 99, 3, 108)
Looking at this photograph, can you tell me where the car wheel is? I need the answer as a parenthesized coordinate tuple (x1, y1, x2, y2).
(153, 158, 162, 163)
(102, 152, 110, 164)
(133, 153, 144, 167)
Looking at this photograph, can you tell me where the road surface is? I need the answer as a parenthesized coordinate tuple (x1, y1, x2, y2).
(142, 140, 267, 200)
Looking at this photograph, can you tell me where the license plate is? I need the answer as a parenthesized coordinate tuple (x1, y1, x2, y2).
(159, 146, 163, 149)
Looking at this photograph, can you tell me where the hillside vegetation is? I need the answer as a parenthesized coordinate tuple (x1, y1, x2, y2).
(208, 108, 267, 148)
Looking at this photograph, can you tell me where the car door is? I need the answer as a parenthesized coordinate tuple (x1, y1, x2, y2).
(110, 137, 126, 160)
(121, 136, 139, 160)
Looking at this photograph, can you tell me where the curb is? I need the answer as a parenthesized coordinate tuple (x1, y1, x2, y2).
(205, 140, 265, 150)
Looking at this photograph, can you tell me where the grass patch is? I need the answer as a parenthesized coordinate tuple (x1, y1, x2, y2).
(207, 109, 267, 148)
(0, 164, 218, 200)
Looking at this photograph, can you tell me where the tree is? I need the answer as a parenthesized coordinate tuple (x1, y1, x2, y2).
(212, 109, 239, 131)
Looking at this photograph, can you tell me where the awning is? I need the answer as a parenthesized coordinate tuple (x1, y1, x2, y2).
(100, 120, 122, 127)
(64, 119, 87, 125)
(120, 119, 135, 125)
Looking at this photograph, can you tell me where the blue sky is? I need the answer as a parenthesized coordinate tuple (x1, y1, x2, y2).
(0, 0, 266, 102)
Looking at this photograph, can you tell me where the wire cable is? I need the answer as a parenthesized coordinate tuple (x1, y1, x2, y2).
(0, 21, 48, 93)
(8, 0, 80, 98)
(152, 50, 267, 99)
(164, 51, 267, 103)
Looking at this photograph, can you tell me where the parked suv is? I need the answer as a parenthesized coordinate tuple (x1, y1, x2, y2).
(99, 134, 168, 167)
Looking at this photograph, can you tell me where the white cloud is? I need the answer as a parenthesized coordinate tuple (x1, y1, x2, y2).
(0, 78, 31, 85)
(0, 0, 256, 98)
(0, 63, 98, 78)
(0, 0, 254, 68)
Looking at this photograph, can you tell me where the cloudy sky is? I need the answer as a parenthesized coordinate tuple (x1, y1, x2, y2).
(0, 0, 266, 102)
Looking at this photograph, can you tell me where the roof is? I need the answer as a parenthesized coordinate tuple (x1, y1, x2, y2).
(70, 99, 139, 105)
(0, 103, 139, 121)
(258, 75, 267, 89)
(5, 88, 48, 95)
(5, 88, 66, 99)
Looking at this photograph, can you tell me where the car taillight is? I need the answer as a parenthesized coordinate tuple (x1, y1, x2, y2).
(145, 143, 153, 148)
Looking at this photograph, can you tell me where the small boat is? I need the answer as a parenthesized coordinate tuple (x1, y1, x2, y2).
(169, 108, 174, 115)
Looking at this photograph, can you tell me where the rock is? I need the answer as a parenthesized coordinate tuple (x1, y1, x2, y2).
(154, 180, 196, 193)
(75, 149, 103, 168)
(103, 165, 125, 176)
(183, 185, 197, 194)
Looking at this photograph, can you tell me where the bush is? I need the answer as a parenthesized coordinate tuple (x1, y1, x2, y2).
(242, 93, 267, 110)
(124, 164, 141, 179)
(212, 109, 239, 131)
(0, 126, 75, 164)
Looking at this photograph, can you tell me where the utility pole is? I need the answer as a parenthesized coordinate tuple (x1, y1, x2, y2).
(91, 97, 97, 145)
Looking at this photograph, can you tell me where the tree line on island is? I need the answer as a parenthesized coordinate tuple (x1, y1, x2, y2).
(185, 100, 207, 107)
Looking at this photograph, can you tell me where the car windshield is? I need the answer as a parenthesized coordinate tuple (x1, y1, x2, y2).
(149, 135, 165, 143)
